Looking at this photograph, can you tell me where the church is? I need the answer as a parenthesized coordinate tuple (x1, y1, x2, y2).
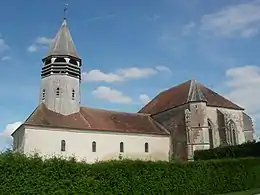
(11, 17, 254, 163)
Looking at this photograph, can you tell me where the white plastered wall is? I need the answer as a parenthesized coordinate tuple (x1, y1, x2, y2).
(21, 126, 170, 163)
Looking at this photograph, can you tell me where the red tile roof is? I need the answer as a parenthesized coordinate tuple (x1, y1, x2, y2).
(139, 80, 244, 115)
(23, 104, 169, 136)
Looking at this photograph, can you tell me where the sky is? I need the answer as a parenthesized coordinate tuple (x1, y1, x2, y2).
(0, 0, 260, 149)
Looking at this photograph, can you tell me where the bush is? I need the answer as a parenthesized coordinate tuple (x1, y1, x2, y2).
(194, 141, 260, 160)
(0, 151, 260, 194)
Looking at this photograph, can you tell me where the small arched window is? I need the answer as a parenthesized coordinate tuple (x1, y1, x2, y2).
(120, 142, 124, 153)
(145, 142, 149, 153)
(56, 87, 60, 97)
(92, 141, 96, 152)
(54, 58, 66, 63)
(61, 140, 66, 151)
(72, 89, 75, 100)
(42, 89, 46, 100)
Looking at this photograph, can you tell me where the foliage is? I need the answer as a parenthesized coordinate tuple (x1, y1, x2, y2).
(194, 141, 260, 160)
(0, 151, 260, 194)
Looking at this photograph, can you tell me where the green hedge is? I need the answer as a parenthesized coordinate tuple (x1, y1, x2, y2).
(194, 141, 260, 160)
(0, 151, 260, 194)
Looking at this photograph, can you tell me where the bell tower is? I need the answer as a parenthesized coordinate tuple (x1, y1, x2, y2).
(39, 17, 81, 115)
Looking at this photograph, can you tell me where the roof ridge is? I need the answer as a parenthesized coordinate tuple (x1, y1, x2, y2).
(81, 106, 151, 116)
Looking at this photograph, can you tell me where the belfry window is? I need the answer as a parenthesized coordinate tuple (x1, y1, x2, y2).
(42, 89, 46, 100)
(69, 59, 78, 66)
(54, 58, 66, 63)
(45, 59, 52, 65)
(61, 140, 66, 151)
(120, 142, 124, 153)
(72, 89, 75, 100)
(56, 87, 60, 97)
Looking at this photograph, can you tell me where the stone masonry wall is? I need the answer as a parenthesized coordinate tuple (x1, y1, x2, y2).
(153, 104, 189, 161)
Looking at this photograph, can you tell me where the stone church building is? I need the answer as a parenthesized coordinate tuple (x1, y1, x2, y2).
(11, 18, 254, 163)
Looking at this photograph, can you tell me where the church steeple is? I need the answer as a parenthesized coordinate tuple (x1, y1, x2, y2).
(39, 14, 81, 115)
(45, 19, 79, 59)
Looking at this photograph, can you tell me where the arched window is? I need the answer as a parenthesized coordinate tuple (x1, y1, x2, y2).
(92, 141, 96, 152)
(69, 59, 78, 65)
(56, 87, 60, 97)
(61, 140, 66, 151)
(54, 58, 66, 63)
(120, 142, 124, 153)
(145, 142, 149, 153)
(72, 89, 75, 100)
(42, 89, 46, 100)
(227, 120, 237, 145)
(208, 120, 214, 149)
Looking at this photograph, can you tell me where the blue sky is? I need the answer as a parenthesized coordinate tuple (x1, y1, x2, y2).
(0, 0, 260, 149)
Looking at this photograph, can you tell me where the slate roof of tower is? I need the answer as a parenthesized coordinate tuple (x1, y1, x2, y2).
(45, 19, 79, 58)
(139, 80, 244, 115)
(18, 103, 169, 136)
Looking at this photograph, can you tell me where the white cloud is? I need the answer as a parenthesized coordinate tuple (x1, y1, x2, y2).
(92, 86, 132, 104)
(182, 21, 196, 36)
(200, 0, 260, 38)
(1, 56, 11, 61)
(117, 67, 157, 79)
(0, 121, 22, 138)
(27, 36, 53, 53)
(0, 37, 9, 54)
(224, 65, 260, 130)
(27, 45, 38, 52)
(146, 14, 160, 22)
(82, 66, 171, 83)
(155, 65, 172, 73)
(82, 70, 123, 83)
(139, 94, 151, 104)
(35, 37, 53, 45)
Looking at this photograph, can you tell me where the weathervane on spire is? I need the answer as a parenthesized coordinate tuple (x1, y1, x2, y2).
(63, 1, 69, 20)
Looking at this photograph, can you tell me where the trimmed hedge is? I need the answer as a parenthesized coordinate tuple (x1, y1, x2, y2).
(194, 141, 260, 160)
(0, 151, 260, 194)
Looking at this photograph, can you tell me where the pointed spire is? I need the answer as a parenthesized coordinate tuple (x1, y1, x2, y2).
(45, 18, 79, 59)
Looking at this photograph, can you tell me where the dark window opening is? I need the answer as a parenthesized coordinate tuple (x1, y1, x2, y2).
(120, 142, 124, 153)
(72, 89, 75, 100)
(56, 87, 60, 97)
(54, 58, 66, 63)
(61, 140, 66, 151)
(92, 141, 96, 152)
(45, 59, 52, 65)
(69, 59, 78, 65)
(42, 89, 46, 100)
(145, 142, 149, 153)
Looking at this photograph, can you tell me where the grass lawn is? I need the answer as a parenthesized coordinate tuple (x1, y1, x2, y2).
(221, 188, 260, 195)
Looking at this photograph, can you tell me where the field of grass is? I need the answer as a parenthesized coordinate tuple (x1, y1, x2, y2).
(221, 188, 260, 195)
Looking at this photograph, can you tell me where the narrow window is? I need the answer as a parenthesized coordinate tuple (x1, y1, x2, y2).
(92, 141, 96, 152)
(72, 89, 75, 100)
(145, 142, 149, 153)
(61, 140, 66, 151)
(120, 142, 124, 153)
(42, 89, 46, 100)
(56, 87, 60, 97)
